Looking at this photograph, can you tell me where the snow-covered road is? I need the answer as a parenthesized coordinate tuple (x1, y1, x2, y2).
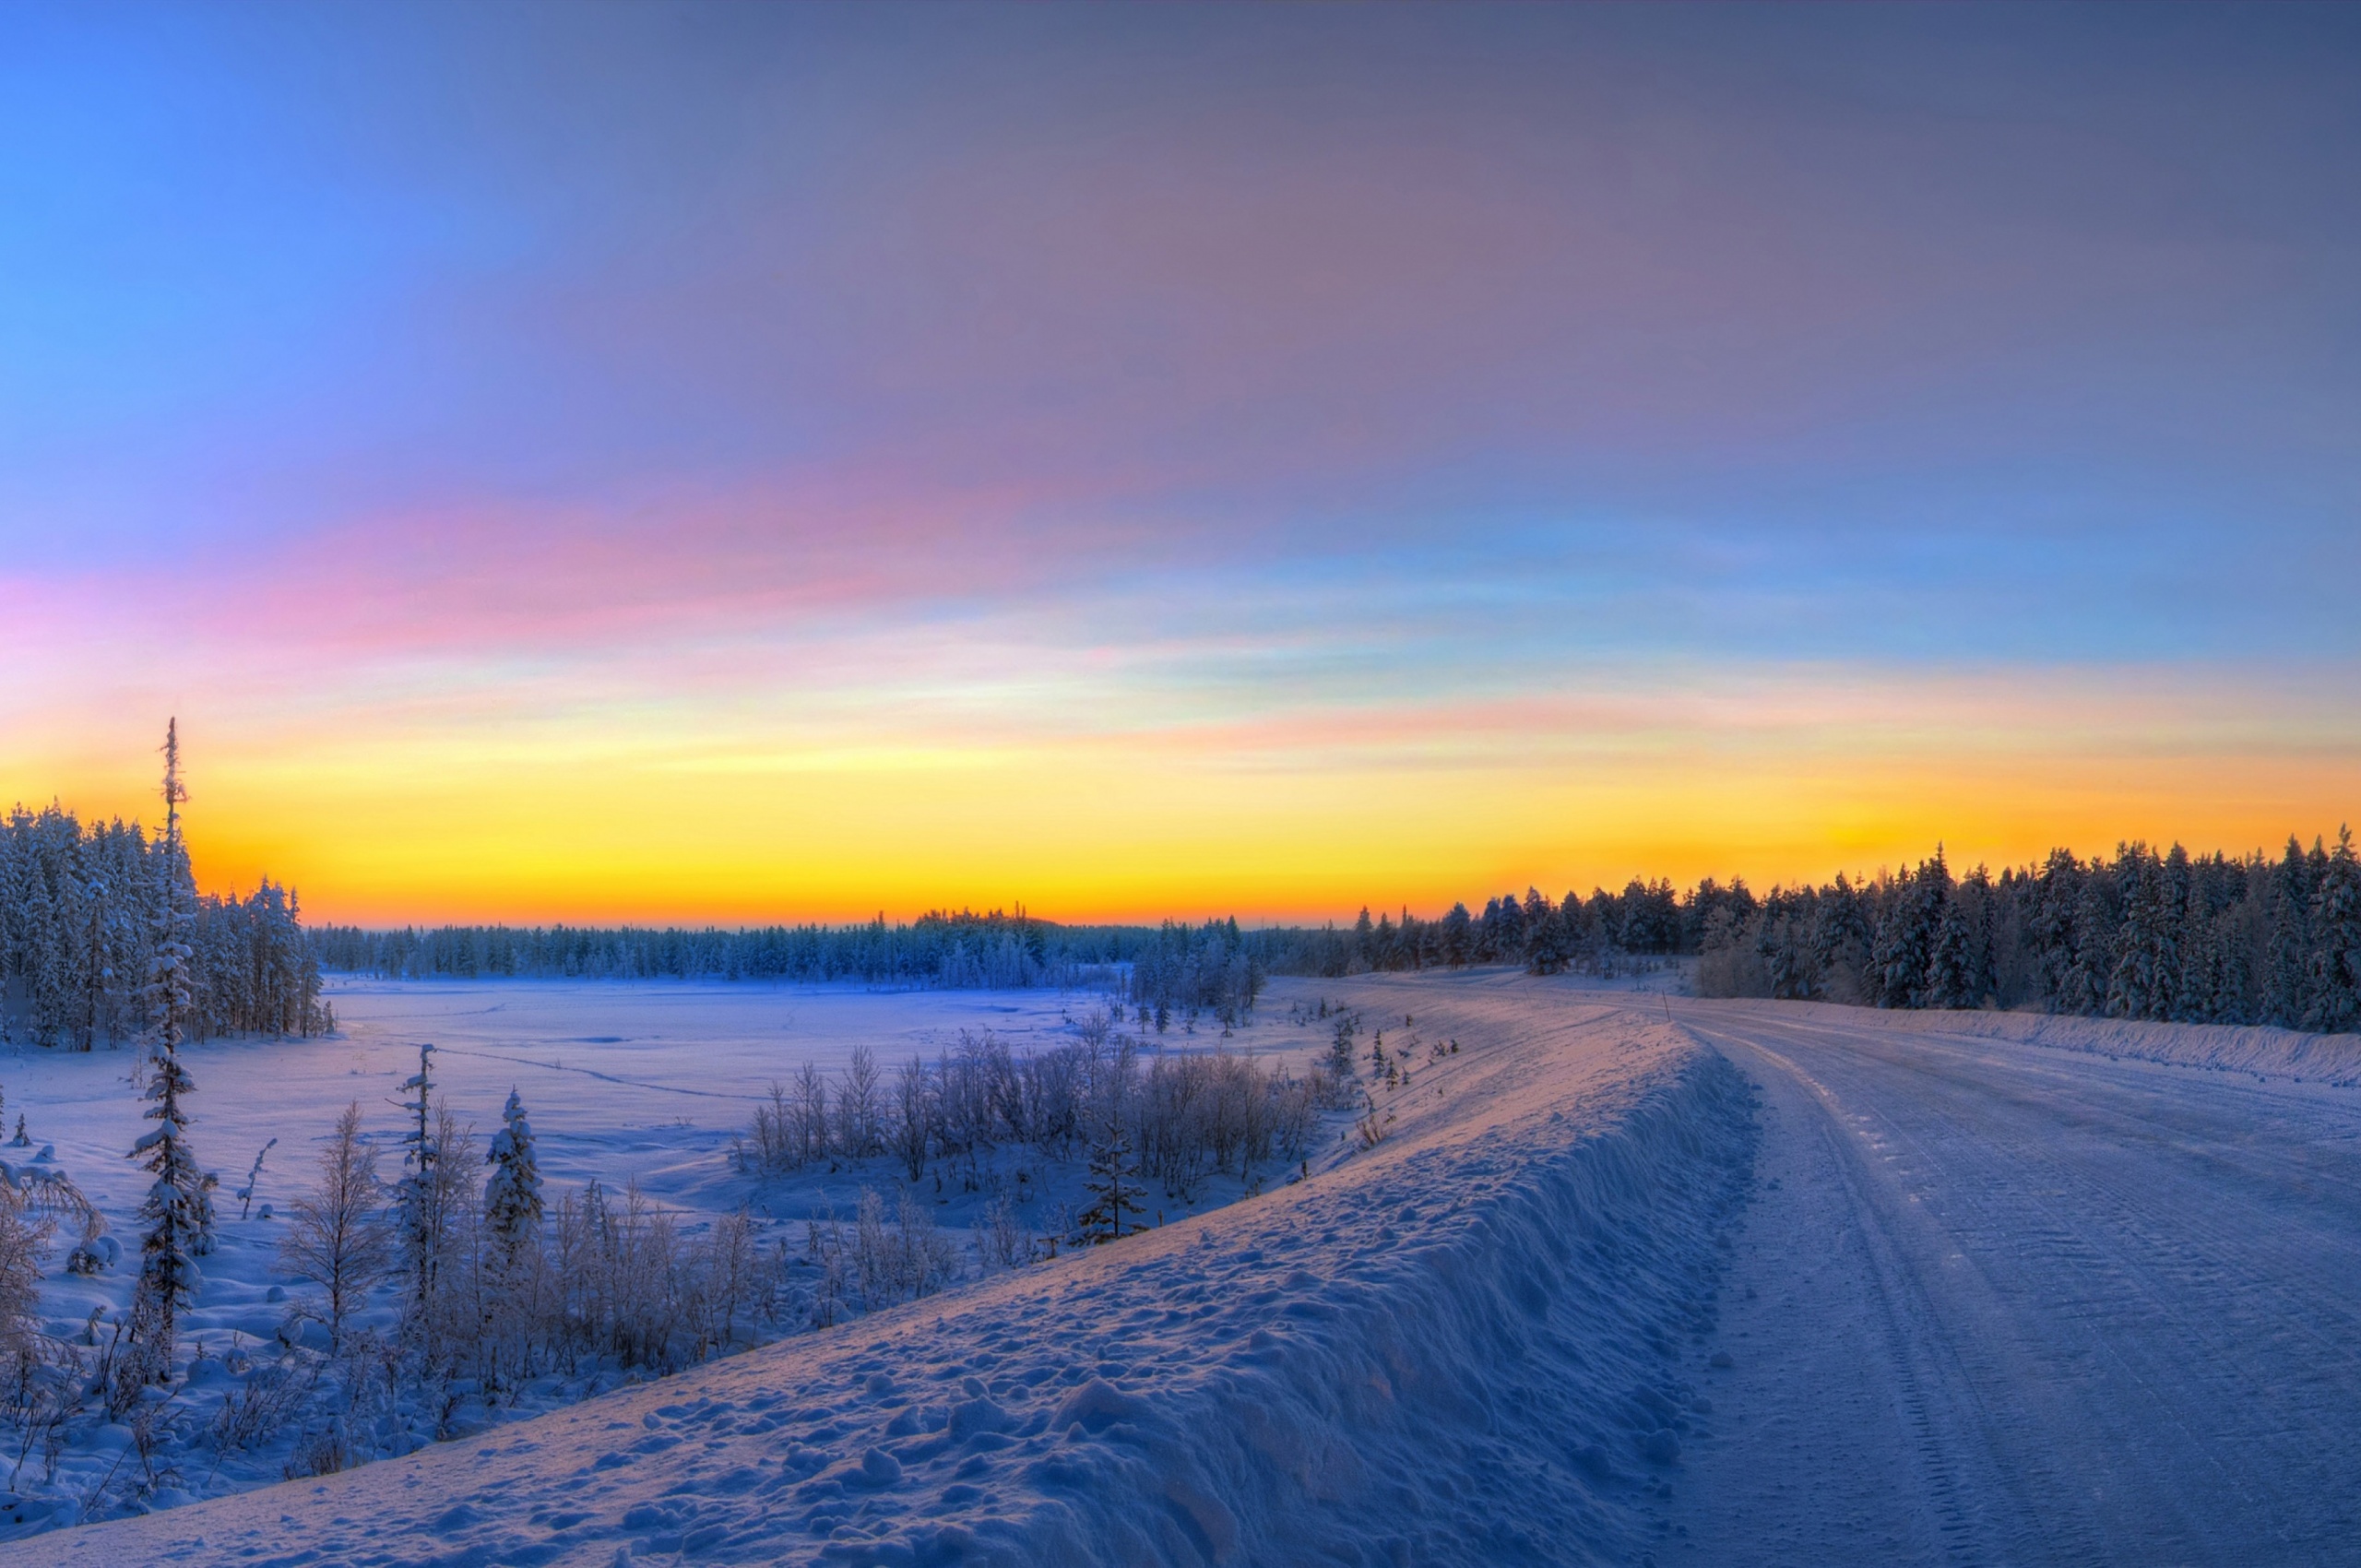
(1670, 1003, 2361, 1567)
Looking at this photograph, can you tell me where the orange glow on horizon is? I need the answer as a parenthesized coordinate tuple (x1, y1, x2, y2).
(10, 671, 2354, 930)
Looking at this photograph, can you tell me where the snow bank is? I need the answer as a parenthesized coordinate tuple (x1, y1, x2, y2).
(33, 993, 1756, 1567)
(1683, 992, 2361, 1086)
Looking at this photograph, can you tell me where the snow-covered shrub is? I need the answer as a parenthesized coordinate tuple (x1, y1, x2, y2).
(206, 1351, 314, 1456)
(836, 1045, 884, 1160)
(971, 1183, 1039, 1272)
(0, 1189, 54, 1383)
(743, 1021, 1324, 1207)
(740, 1080, 798, 1175)
(851, 1189, 957, 1310)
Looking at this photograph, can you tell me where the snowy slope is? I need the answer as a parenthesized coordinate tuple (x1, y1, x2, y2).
(30, 981, 1756, 1567)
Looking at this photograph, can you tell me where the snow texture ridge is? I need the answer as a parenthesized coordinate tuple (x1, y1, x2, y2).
(30, 998, 1756, 1568)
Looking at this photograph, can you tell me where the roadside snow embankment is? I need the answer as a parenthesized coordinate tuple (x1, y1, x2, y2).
(1691, 993, 2361, 1086)
(39, 994, 1756, 1568)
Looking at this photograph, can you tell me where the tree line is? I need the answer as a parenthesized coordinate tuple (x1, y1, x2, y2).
(1700, 835, 2361, 1031)
(1247, 831, 2361, 1034)
(1245, 877, 1696, 980)
(311, 909, 1143, 991)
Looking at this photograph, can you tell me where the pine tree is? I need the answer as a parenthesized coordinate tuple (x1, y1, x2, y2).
(1440, 903, 1472, 968)
(482, 1087, 543, 1269)
(126, 719, 209, 1381)
(1325, 1014, 1358, 1083)
(1809, 874, 1871, 1000)
(1074, 1118, 1144, 1246)
(1525, 893, 1571, 976)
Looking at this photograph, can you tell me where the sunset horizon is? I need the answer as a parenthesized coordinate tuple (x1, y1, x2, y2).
(7, 5, 2355, 930)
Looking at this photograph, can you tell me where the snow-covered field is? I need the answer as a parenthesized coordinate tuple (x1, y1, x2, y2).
(15, 975, 2361, 1565)
(0, 977, 1355, 1535)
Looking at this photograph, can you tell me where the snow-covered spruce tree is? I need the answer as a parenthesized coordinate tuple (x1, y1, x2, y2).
(125, 719, 212, 1385)
(1871, 848, 1948, 1008)
(395, 1042, 443, 1345)
(2107, 845, 2174, 1022)
(279, 1101, 394, 1351)
(1074, 1117, 1144, 1246)
(1525, 897, 1572, 975)
(1925, 897, 1977, 1011)
(2307, 826, 2361, 1034)
(2061, 868, 2118, 1016)
(2265, 836, 2318, 1028)
(482, 1088, 543, 1270)
(1324, 1015, 1357, 1083)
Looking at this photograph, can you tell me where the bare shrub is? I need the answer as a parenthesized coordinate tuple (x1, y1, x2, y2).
(208, 1351, 314, 1457)
(277, 1102, 394, 1351)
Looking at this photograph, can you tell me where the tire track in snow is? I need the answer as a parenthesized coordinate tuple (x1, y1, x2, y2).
(1681, 1018, 2088, 1566)
(1677, 1004, 2361, 1567)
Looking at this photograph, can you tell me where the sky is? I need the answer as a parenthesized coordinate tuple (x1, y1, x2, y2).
(3, 2, 2358, 926)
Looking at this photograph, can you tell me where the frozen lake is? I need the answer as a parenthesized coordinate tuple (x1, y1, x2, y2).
(7, 976, 1328, 1240)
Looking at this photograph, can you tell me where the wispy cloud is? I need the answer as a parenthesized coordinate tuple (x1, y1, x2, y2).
(5, 6, 2357, 919)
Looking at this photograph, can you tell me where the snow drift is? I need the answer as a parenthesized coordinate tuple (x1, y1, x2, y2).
(32, 992, 1756, 1567)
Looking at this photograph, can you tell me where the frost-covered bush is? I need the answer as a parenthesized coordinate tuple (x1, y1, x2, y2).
(0, 1190, 53, 1382)
(743, 1022, 1321, 1206)
(851, 1189, 956, 1310)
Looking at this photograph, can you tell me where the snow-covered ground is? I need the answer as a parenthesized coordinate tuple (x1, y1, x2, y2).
(18, 975, 2361, 1565)
(23, 973, 1758, 1564)
(0, 977, 1353, 1534)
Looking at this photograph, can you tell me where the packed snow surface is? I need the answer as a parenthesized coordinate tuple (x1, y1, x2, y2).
(1670, 1002, 2361, 1565)
(22, 977, 2361, 1565)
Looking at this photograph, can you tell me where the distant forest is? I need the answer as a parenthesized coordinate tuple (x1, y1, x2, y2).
(0, 803, 330, 1047)
(315, 909, 1128, 988)
(1266, 832, 2361, 1036)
